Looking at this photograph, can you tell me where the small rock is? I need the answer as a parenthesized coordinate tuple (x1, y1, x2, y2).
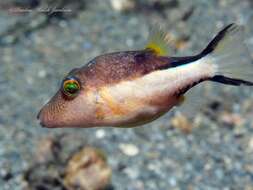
(171, 113, 193, 134)
(24, 163, 63, 190)
(174, 37, 189, 50)
(220, 112, 245, 126)
(110, 0, 136, 12)
(35, 136, 60, 164)
(169, 177, 177, 187)
(248, 137, 253, 151)
(64, 147, 111, 190)
(38, 69, 47, 78)
(123, 168, 139, 179)
(215, 169, 224, 180)
(245, 185, 253, 190)
(243, 163, 253, 173)
(95, 129, 106, 139)
(0, 168, 12, 181)
(119, 143, 139, 157)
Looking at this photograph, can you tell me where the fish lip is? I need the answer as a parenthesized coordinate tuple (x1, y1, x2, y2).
(37, 110, 61, 128)
(38, 116, 54, 128)
(39, 120, 47, 128)
(37, 112, 46, 128)
(37, 108, 50, 128)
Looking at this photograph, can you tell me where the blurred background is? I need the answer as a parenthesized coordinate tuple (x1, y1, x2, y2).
(0, 0, 253, 189)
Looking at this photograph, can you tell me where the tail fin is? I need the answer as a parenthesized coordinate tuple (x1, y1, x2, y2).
(202, 23, 253, 86)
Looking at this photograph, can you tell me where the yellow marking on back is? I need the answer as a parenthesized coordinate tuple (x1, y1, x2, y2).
(145, 25, 172, 56)
(146, 44, 168, 56)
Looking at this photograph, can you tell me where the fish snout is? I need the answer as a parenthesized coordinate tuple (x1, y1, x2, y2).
(37, 106, 57, 128)
(37, 107, 48, 128)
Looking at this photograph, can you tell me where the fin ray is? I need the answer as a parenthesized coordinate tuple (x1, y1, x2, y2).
(202, 23, 253, 86)
(145, 25, 172, 56)
(175, 82, 207, 119)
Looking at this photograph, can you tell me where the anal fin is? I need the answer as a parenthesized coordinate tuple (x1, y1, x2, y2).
(175, 83, 208, 120)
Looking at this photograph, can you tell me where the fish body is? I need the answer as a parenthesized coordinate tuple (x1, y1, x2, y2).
(38, 24, 253, 128)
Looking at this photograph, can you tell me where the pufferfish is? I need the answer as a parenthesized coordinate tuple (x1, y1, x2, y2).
(38, 23, 253, 128)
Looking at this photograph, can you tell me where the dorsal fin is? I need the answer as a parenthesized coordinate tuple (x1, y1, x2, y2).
(145, 25, 172, 56)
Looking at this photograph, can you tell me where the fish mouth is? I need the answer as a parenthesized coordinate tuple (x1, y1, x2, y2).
(37, 106, 71, 128)
(37, 108, 47, 128)
(37, 107, 57, 128)
(38, 120, 47, 128)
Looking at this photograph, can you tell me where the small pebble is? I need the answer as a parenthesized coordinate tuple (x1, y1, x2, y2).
(220, 112, 245, 126)
(123, 168, 139, 179)
(215, 169, 224, 180)
(95, 129, 106, 139)
(38, 70, 47, 78)
(119, 143, 139, 156)
(126, 38, 134, 47)
(110, 0, 136, 12)
(64, 147, 111, 190)
(248, 137, 253, 151)
(169, 177, 177, 187)
(171, 113, 194, 134)
(35, 137, 57, 164)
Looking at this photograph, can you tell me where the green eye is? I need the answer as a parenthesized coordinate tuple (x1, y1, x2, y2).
(62, 77, 80, 97)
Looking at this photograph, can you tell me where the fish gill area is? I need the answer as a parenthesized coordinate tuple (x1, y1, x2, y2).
(0, 0, 253, 190)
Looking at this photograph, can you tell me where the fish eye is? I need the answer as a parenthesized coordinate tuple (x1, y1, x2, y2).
(62, 76, 81, 98)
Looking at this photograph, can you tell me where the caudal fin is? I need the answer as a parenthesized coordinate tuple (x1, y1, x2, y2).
(202, 23, 253, 86)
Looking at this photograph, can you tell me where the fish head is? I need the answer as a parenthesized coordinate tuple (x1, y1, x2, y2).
(37, 68, 97, 128)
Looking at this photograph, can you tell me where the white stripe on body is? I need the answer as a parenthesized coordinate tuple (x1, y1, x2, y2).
(97, 58, 216, 127)
(109, 58, 215, 102)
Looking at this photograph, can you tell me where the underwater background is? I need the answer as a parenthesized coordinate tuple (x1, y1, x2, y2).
(1, 0, 253, 189)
